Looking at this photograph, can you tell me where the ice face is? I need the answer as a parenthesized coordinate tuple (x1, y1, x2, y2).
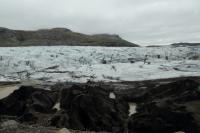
(0, 46, 199, 82)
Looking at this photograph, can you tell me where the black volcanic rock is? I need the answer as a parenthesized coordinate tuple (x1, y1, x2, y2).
(125, 79, 200, 133)
(1, 78, 200, 133)
(0, 84, 129, 132)
(128, 100, 199, 133)
(0, 86, 58, 116)
(50, 110, 70, 128)
(0, 27, 139, 47)
(57, 84, 129, 132)
(30, 90, 58, 113)
(146, 79, 200, 103)
(0, 86, 36, 116)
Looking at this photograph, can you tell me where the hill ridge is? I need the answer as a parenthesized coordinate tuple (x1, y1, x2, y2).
(0, 27, 139, 47)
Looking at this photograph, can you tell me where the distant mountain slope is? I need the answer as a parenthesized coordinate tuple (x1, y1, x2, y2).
(146, 45, 163, 47)
(0, 27, 139, 47)
(171, 43, 200, 47)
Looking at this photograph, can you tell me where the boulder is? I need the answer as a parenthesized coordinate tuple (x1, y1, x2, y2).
(149, 79, 200, 102)
(0, 86, 36, 116)
(0, 86, 58, 117)
(57, 85, 129, 132)
(128, 100, 199, 133)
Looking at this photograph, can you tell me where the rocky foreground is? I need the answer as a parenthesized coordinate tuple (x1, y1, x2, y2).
(0, 76, 200, 133)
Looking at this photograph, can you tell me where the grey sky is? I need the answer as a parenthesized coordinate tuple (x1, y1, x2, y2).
(0, 0, 200, 46)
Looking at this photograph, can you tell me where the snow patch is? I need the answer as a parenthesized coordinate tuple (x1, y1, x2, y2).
(109, 92, 116, 99)
(53, 103, 61, 111)
(129, 103, 137, 116)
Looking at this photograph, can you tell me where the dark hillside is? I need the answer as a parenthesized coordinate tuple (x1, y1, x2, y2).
(0, 27, 139, 47)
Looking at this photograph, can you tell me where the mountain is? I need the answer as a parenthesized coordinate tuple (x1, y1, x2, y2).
(0, 27, 139, 47)
(171, 42, 200, 47)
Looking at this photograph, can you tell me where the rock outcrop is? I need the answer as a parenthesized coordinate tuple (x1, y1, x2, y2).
(51, 85, 129, 132)
(126, 79, 200, 133)
(0, 86, 58, 116)
(127, 101, 199, 133)
(0, 84, 129, 132)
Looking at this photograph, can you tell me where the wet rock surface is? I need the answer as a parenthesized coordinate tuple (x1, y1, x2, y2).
(0, 77, 200, 133)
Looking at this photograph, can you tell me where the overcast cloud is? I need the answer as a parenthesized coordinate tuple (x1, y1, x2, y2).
(0, 0, 200, 46)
